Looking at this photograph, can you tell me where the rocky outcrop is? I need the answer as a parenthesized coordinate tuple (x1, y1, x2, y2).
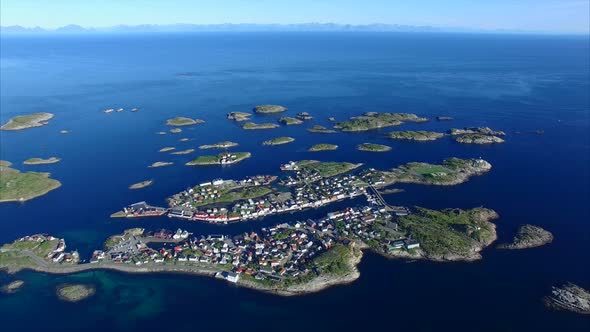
(450, 127, 506, 144)
(498, 224, 553, 249)
(544, 283, 590, 314)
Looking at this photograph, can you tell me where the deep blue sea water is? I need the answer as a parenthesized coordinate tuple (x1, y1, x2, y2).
(0, 32, 589, 331)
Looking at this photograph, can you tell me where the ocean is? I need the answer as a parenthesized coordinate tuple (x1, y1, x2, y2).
(0, 32, 589, 331)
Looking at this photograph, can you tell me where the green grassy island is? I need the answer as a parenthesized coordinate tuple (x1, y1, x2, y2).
(309, 144, 338, 152)
(360, 157, 492, 188)
(263, 136, 295, 146)
(199, 141, 239, 149)
(278, 117, 304, 125)
(129, 180, 153, 190)
(450, 127, 506, 144)
(56, 284, 96, 302)
(242, 122, 280, 130)
(1, 113, 54, 131)
(0, 164, 61, 203)
(186, 152, 251, 166)
(227, 112, 252, 121)
(357, 143, 392, 152)
(23, 157, 61, 165)
(253, 105, 288, 114)
(387, 130, 445, 141)
(166, 117, 205, 126)
(307, 125, 336, 134)
(334, 112, 428, 132)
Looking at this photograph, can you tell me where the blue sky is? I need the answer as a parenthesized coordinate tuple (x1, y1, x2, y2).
(1, 0, 589, 33)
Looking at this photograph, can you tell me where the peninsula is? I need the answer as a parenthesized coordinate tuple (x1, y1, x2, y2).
(242, 122, 280, 130)
(199, 141, 239, 150)
(263, 136, 295, 146)
(334, 112, 428, 132)
(450, 127, 506, 144)
(0, 164, 61, 203)
(307, 125, 336, 134)
(357, 143, 391, 152)
(254, 105, 287, 114)
(497, 224, 553, 249)
(186, 152, 251, 166)
(166, 117, 205, 126)
(1, 113, 54, 131)
(23, 157, 61, 165)
(387, 131, 445, 141)
(309, 144, 338, 152)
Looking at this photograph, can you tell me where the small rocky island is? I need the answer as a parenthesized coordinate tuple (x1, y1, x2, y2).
(278, 117, 304, 125)
(186, 152, 251, 166)
(254, 105, 287, 114)
(242, 122, 280, 130)
(170, 128, 182, 134)
(23, 157, 61, 165)
(334, 112, 428, 132)
(387, 131, 445, 141)
(56, 284, 96, 302)
(0, 112, 54, 131)
(166, 117, 205, 126)
(199, 141, 239, 149)
(1, 280, 24, 294)
(227, 112, 252, 121)
(171, 149, 195, 155)
(307, 125, 336, 133)
(357, 143, 392, 152)
(436, 116, 453, 121)
(129, 180, 153, 190)
(450, 127, 506, 144)
(309, 144, 338, 152)
(296, 112, 313, 120)
(545, 283, 590, 315)
(263, 136, 295, 146)
(159, 147, 175, 152)
(0, 163, 61, 203)
(148, 161, 173, 168)
(498, 224, 553, 249)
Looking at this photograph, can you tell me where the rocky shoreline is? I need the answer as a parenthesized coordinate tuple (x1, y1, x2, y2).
(544, 283, 590, 315)
(498, 224, 553, 249)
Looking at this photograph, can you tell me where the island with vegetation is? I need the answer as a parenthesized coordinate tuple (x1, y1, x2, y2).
(0, 163, 61, 203)
(334, 112, 428, 132)
(0, 201, 500, 296)
(1, 280, 24, 294)
(357, 143, 392, 152)
(148, 161, 173, 168)
(387, 131, 445, 141)
(263, 136, 295, 146)
(170, 128, 182, 134)
(254, 105, 287, 114)
(282, 160, 363, 178)
(23, 157, 61, 165)
(1, 113, 54, 131)
(450, 127, 506, 144)
(498, 224, 553, 249)
(227, 112, 252, 121)
(544, 283, 590, 315)
(186, 152, 251, 166)
(242, 122, 280, 130)
(309, 144, 338, 152)
(171, 149, 195, 155)
(307, 125, 336, 133)
(56, 284, 96, 302)
(129, 180, 153, 190)
(278, 117, 304, 125)
(166, 117, 205, 126)
(360, 157, 492, 188)
(199, 141, 239, 150)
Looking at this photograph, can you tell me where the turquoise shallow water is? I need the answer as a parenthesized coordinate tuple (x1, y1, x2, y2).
(0, 32, 589, 331)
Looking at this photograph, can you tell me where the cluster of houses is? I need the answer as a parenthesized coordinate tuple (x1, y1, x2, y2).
(15, 234, 79, 264)
(83, 204, 420, 285)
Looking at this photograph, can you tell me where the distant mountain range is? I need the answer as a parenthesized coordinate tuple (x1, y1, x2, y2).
(0, 23, 459, 34)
